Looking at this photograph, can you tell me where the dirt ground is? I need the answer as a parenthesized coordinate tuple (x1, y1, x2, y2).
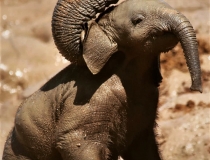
(0, 0, 209, 159)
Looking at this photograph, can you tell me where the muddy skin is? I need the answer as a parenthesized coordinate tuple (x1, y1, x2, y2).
(3, 0, 202, 159)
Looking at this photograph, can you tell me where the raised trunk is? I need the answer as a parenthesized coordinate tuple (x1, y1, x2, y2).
(52, 0, 118, 64)
(165, 12, 202, 92)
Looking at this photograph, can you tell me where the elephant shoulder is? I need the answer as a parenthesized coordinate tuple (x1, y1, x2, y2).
(14, 90, 55, 156)
(106, 74, 126, 98)
(93, 74, 127, 106)
(15, 90, 53, 130)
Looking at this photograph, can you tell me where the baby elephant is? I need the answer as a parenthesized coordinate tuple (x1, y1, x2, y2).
(3, 0, 202, 159)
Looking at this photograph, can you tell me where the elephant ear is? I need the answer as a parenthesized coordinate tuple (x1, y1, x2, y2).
(83, 21, 118, 75)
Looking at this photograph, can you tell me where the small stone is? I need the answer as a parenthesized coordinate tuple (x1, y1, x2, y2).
(76, 143, 81, 147)
(186, 100, 195, 108)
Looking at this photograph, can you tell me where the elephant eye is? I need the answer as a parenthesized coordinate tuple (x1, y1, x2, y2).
(131, 14, 144, 25)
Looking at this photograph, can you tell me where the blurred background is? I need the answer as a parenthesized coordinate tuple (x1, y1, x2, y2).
(0, 0, 209, 159)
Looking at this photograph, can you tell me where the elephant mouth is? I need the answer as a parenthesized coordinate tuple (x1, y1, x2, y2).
(152, 32, 179, 52)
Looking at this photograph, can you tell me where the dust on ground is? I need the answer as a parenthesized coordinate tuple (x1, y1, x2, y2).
(0, 0, 210, 159)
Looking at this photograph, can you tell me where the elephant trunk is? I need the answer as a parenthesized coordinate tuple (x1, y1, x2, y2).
(163, 11, 202, 92)
(52, 0, 118, 64)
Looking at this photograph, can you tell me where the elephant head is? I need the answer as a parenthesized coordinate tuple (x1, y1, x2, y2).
(52, 0, 202, 92)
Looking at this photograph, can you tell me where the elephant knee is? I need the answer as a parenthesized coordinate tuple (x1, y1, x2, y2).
(59, 143, 117, 160)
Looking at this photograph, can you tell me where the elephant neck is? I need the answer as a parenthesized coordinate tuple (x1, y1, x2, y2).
(116, 53, 162, 102)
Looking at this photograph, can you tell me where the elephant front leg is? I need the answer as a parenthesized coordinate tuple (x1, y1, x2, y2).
(121, 128, 161, 160)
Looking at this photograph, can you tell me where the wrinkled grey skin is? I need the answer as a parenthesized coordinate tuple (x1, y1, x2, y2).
(3, 0, 202, 160)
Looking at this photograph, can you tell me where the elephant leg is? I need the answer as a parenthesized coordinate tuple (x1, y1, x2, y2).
(2, 129, 31, 160)
(122, 128, 161, 160)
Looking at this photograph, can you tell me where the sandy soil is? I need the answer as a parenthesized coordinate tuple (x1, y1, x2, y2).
(0, 0, 209, 159)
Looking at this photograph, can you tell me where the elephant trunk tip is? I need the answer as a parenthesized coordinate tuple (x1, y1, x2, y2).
(190, 82, 202, 93)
